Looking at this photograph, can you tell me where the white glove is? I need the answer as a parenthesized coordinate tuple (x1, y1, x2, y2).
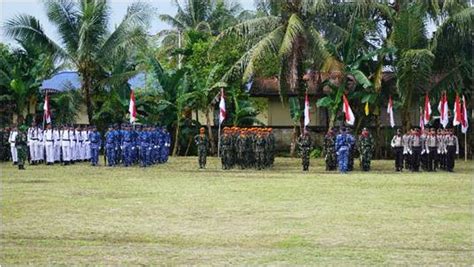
(426, 149, 430, 154)
(409, 149, 413, 155)
(421, 149, 425, 155)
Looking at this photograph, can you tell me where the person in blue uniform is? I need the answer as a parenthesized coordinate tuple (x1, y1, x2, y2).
(138, 125, 150, 167)
(105, 125, 116, 166)
(89, 125, 101, 166)
(114, 124, 122, 164)
(121, 124, 133, 167)
(336, 127, 351, 173)
(150, 126, 160, 164)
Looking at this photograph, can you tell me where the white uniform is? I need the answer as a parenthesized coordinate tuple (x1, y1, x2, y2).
(70, 130, 76, 161)
(81, 130, 90, 160)
(8, 130, 18, 163)
(53, 129, 61, 162)
(61, 129, 71, 162)
(75, 130, 83, 160)
(44, 129, 55, 163)
(38, 129, 44, 162)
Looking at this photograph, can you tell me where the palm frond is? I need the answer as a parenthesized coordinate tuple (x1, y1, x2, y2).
(44, 0, 80, 54)
(278, 13, 305, 58)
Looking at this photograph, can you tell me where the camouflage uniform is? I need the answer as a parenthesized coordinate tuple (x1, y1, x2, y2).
(357, 129, 374, 171)
(15, 128, 28, 170)
(236, 133, 248, 169)
(323, 130, 337, 171)
(220, 131, 232, 170)
(297, 133, 312, 171)
(254, 134, 266, 170)
(194, 133, 208, 169)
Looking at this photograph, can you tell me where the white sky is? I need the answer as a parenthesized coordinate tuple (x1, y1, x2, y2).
(0, 0, 255, 46)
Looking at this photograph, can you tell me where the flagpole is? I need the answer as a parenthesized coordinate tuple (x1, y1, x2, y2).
(464, 133, 467, 161)
(217, 122, 221, 158)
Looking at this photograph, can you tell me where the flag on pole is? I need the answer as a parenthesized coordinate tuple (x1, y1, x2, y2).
(419, 107, 425, 131)
(424, 93, 431, 123)
(219, 88, 226, 124)
(342, 94, 355, 126)
(43, 93, 51, 124)
(364, 102, 369, 116)
(129, 89, 137, 123)
(387, 95, 395, 128)
(461, 95, 469, 134)
(453, 93, 462, 126)
(438, 91, 449, 128)
(304, 92, 310, 127)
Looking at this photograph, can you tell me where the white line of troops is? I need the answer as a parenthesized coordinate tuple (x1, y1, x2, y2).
(8, 122, 95, 165)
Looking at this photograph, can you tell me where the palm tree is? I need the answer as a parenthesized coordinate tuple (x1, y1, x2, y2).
(4, 0, 152, 123)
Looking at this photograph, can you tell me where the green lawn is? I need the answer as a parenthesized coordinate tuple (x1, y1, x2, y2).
(1, 157, 473, 265)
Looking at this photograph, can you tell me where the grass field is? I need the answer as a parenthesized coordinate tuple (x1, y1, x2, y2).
(1, 157, 473, 265)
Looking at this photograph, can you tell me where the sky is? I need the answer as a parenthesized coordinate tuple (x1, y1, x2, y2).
(0, 0, 255, 46)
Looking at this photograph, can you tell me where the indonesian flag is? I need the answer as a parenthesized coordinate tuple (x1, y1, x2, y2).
(419, 107, 425, 131)
(453, 93, 462, 126)
(461, 95, 469, 134)
(219, 88, 226, 124)
(387, 95, 395, 128)
(438, 91, 449, 128)
(424, 94, 431, 123)
(342, 94, 355, 126)
(129, 89, 137, 123)
(304, 92, 310, 127)
(43, 93, 51, 124)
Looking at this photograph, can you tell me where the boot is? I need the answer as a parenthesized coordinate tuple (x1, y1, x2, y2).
(18, 164, 25, 170)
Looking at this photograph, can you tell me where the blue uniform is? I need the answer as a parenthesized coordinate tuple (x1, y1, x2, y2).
(89, 131, 101, 166)
(122, 130, 133, 167)
(139, 131, 151, 167)
(105, 130, 116, 166)
(336, 133, 351, 173)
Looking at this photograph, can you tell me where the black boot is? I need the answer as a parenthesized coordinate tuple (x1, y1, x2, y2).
(18, 164, 25, 170)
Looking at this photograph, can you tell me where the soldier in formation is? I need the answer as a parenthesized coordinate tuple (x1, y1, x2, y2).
(323, 128, 337, 171)
(219, 127, 275, 170)
(391, 127, 459, 172)
(194, 127, 208, 169)
(297, 130, 312, 171)
(15, 125, 28, 170)
(5, 122, 171, 168)
(391, 129, 404, 171)
(357, 128, 374, 171)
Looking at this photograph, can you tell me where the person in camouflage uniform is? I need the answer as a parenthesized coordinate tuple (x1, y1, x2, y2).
(194, 127, 208, 169)
(236, 129, 249, 169)
(220, 127, 232, 170)
(254, 130, 267, 170)
(323, 128, 337, 171)
(267, 128, 275, 167)
(0, 127, 11, 161)
(357, 128, 375, 171)
(15, 125, 28, 170)
(297, 130, 312, 171)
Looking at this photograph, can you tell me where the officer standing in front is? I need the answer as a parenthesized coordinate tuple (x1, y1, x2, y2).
(297, 130, 312, 171)
(336, 127, 351, 173)
(391, 129, 404, 171)
(194, 127, 208, 169)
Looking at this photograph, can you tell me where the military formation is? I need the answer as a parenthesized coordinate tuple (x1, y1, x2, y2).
(218, 127, 275, 170)
(2, 122, 462, 173)
(3, 122, 171, 169)
(392, 127, 459, 172)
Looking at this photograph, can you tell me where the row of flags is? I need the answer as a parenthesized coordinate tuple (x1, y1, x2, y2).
(302, 92, 468, 133)
(43, 89, 467, 134)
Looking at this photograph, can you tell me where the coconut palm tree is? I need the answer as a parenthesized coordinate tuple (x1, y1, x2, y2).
(4, 0, 152, 123)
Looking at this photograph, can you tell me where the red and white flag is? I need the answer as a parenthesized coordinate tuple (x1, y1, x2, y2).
(438, 91, 449, 128)
(461, 95, 469, 134)
(424, 94, 431, 123)
(129, 89, 137, 123)
(419, 107, 425, 131)
(342, 94, 355, 126)
(304, 92, 310, 127)
(219, 88, 226, 124)
(453, 93, 462, 126)
(43, 93, 51, 124)
(387, 95, 395, 128)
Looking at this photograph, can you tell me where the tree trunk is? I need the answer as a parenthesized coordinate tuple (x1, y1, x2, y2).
(205, 106, 216, 155)
(328, 111, 337, 129)
(82, 73, 93, 124)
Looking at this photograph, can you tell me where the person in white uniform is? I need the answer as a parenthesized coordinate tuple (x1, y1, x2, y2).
(81, 126, 90, 161)
(53, 125, 61, 162)
(8, 125, 18, 165)
(43, 123, 55, 165)
(61, 125, 71, 165)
